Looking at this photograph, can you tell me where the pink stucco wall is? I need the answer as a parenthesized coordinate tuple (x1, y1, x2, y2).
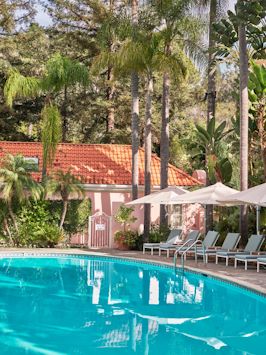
(71, 188, 205, 246)
(70, 170, 207, 246)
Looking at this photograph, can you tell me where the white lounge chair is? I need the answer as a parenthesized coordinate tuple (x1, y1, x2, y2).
(257, 257, 266, 272)
(143, 228, 182, 255)
(175, 231, 220, 260)
(216, 234, 265, 268)
(159, 230, 200, 258)
(196, 233, 241, 264)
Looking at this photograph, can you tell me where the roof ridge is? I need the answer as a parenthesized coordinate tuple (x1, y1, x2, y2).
(0, 141, 133, 148)
(148, 149, 201, 185)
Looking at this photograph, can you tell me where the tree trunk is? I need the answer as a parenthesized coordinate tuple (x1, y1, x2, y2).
(3, 217, 13, 245)
(62, 86, 68, 142)
(131, 0, 139, 200)
(205, 0, 217, 232)
(60, 200, 68, 230)
(143, 73, 153, 242)
(257, 104, 266, 181)
(106, 66, 115, 133)
(160, 71, 170, 228)
(238, 22, 249, 244)
(7, 200, 18, 240)
(207, 0, 217, 124)
(106, 0, 115, 134)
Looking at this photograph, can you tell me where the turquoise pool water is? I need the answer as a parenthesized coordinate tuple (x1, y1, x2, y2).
(0, 256, 265, 355)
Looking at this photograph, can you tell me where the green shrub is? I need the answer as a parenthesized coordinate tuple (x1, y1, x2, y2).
(47, 199, 91, 236)
(214, 206, 257, 246)
(148, 224, 170, 243)
(17, 201, 63, 247)
(114, 230, 139, 249)
(114, 205, 137, 232)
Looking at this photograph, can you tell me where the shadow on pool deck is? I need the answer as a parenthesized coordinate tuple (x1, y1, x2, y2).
(0, 247, 265, 295)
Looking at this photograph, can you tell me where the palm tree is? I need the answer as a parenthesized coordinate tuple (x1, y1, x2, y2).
(153, 0, 205, 227)
(144, 69, 153, 241)
(194, 0, 229, 231)
(0, 154, 42, 237)
(47, 170, 85, 230)
(206, 0, 218, 122)
(237, 0, 249, 241)
(89, 1, 123, 136)
(4, 54, 89, 178)
(195, 117, 233, 183)
(196, 0, 229, 121)
(42, 54, 89, 142)
(131, 0, 139, 201)
(113, 32, 161, 241)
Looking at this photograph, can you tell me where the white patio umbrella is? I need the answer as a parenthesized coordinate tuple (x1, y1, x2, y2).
(218, 183, 266, 207)
(167, 182, 239, 206)
(126, 186, 188, 205)
(163, 182, 240, 233)
(218, 183, 266, 234)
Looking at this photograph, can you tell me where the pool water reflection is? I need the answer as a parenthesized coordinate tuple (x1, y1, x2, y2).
(0, 256, 265, 354)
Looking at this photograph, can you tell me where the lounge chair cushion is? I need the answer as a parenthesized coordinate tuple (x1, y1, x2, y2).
(236, 254, 265, 260)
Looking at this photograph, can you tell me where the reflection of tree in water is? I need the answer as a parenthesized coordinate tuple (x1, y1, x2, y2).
(112, 262, 130, 299)
(0, 257, 265, 354)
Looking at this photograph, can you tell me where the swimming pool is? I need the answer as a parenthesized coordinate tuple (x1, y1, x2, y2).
(0, 255, 265, 354)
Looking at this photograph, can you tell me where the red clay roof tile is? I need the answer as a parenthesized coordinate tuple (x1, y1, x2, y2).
(0, 142, 200, 187)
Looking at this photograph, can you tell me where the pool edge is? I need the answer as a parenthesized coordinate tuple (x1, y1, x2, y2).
(0, 249, 265, 298)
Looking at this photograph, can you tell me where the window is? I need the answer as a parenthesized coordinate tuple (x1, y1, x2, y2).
(24, 157, 39, 172)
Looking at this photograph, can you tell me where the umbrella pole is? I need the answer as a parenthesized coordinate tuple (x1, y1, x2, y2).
(204, 205, 207, 234)
(256, 205, 261, 235)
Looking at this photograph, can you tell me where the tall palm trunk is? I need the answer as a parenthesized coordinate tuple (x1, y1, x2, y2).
(62, 86, 68, 142)
(107, 66, 115, 132)
(7, 200, 18, 234)
(238, 21, 249, 244)
(207, 0, 217, 124)
(143, 72, 153, 242)
(205, 0, 217, 232)
(257, 104, 266, 180)
(60, 199, 68, 230)
(107, 0, 115, 134)
(160, 70, 170, 228)
(131, 0, 139, 200)
(3, 217, 13, 245)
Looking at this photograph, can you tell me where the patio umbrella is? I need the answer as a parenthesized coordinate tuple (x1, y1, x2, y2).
(163, 182, 240, 233)
(218, 183, 266, 234)
(218, 183, 266, 207)
(126, 186, 188, 205)
(166, 182, 239, 206)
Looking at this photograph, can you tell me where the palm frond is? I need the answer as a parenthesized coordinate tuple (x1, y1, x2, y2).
(42, 53, 89, 93)
(4, 69, 41, 107)
(41, 104, 62, 173)
(0, 154, 42, 203)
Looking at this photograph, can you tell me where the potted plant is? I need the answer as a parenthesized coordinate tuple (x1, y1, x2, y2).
(114, 205, 138, 250)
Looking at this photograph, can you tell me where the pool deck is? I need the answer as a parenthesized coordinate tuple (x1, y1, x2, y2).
(0, 247, 265, 296)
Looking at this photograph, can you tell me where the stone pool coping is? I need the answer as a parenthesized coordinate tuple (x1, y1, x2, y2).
(0, 248, 265, 297)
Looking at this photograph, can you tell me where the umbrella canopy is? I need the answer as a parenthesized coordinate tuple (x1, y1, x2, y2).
(167, 182, 239, 206)
(218, 183, 266, 207)
(126, 186, 188, 205)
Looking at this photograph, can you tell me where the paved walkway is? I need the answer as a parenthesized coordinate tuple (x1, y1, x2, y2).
(0, 247, 266, 296)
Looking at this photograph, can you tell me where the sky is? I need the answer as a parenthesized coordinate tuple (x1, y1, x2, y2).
(35, 0, 238, 27)
(35, 4, 52, 27)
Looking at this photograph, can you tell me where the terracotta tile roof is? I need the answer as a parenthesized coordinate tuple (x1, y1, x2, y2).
(255, 59, 266, 67)
(0, 142, 200, 187)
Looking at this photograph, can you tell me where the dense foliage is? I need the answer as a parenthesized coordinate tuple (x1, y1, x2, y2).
(0, 0, 265, 241)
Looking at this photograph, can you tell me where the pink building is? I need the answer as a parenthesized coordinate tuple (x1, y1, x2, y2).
(0, 142, 205, 247)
